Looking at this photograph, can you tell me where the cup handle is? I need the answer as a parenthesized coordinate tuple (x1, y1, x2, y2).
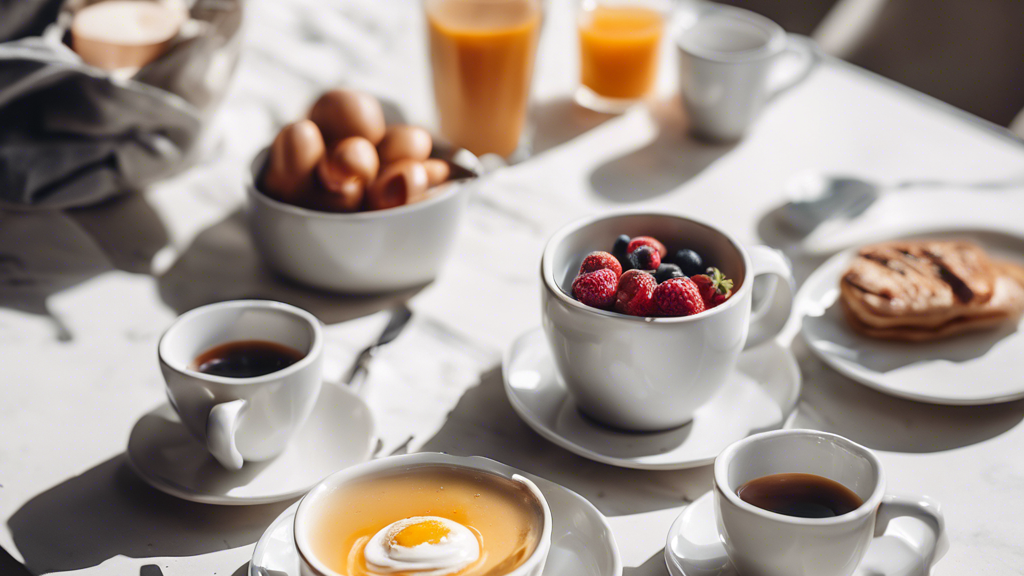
(874, 494, 949, 569)
(207, 398, 247, 470)
(744, 246, 795, 350)
(766, 35, 820, 102)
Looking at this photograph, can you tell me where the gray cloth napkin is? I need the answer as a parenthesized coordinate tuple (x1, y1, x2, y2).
(0, 0, 242, 209)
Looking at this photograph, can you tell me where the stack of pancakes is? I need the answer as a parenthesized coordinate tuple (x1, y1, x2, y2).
(840, 240, 1024, 341)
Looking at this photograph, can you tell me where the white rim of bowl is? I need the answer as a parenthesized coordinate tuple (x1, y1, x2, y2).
(674, 4, 786, 63)
(713, 429, 887, 526)
(157, 299, 324, 386)
(247, 148, 473, 221)
(293, 453, 553, 576)
(540, 210, 754, 324)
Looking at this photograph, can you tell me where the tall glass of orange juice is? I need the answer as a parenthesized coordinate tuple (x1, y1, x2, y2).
(426, 0, 543, 159)
(577, 0, 667, 113)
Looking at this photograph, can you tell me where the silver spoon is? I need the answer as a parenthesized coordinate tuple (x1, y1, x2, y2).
(779, 172, 1024, 235)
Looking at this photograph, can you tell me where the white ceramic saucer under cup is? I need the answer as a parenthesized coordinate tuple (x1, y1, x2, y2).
(665, 491, 946, 576)
(798, 230, 1024, 405)
(127, 384, 375, 505)
(502, 328, 801, 470)
(249, 470, 622, 576)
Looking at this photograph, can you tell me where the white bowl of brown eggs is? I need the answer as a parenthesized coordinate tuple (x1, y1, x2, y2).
(247, 90, 483, 294)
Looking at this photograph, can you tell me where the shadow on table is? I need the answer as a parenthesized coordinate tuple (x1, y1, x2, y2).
(155, 210, 422, 324)
(7, 454, 291, 574)
(0, 545, 31, 576)
(588, 98, 735, 203)
(0, 194, 169, 341)
(530, 96, 618, 156)
(420, 367, 713, 518)
(788, 338, 1024, 453)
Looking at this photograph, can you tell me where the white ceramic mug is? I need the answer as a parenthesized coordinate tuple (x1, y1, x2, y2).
(715, 429, 949, 576)
(294, 452, 553, 576)
(158, 300, 324, 470)
(674, 5, 817, 141)
(540, 212, 794, 431)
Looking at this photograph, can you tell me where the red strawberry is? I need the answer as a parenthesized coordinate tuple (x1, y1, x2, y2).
(572, 269, 618, 309)
(579, 251, 623, 278)
(691, 274, 717, 303)
(711, 291, 730, 308)
(614, 270, 657, 316)
(653, 277, 705, 317)
(627, 236, 667, 258)
(692, 267, 734, 309)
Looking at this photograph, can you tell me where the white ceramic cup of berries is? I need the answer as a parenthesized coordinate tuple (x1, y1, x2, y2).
(540, 212, 795, 431)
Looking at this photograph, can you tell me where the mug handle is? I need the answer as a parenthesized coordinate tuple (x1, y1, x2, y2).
(874, 494, 949, 569)
(766, 35, 820, 102)
(744, 246, 795, 350)
(207, 398, 247, 470)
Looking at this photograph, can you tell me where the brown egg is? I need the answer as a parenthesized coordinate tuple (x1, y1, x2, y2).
(262, 120, 325, 203)
(323, 136, 379, 183)
(377, 125, 432, 165)
(423, 159, 451, 187)
(366, 160, 429, 211)
(309, 90, 386, 146)
(315, 157, 366, 212)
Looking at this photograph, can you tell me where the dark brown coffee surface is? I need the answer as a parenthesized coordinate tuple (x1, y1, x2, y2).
(192, 340, 304, 378)
(737, 473, 864, 519)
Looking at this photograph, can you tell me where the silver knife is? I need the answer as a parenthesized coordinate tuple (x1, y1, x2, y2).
(343, 304, 413, 392)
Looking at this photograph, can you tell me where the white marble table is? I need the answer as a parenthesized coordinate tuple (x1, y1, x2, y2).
(3, 0, 1024, 575)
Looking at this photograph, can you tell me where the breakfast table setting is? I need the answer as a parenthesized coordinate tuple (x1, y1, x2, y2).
(2, 0, 1024, 575)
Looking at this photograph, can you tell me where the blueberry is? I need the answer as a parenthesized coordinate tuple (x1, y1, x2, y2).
(672, 249, 704, 277)
(628, 245, 659, 271)
(654, 263, 684, 283)
(611, 234, 631, 266)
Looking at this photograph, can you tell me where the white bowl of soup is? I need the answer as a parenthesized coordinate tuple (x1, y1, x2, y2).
(294, 453, 552, 576)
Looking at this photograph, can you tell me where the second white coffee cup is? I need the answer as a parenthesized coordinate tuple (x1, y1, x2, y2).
(715, 429, 948, 576)
(158, 300, 324, 470)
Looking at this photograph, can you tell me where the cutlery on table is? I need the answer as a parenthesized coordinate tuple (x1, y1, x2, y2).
(341, 304, 413, 393)
(779, 172, 1024, 235)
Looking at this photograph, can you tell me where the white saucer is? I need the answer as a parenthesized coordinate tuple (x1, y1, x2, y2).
(798, 230, 1024, 405)
(502, 328, 801, 470)
(126, 383, 376, 505)
(249, 470, 622, 576)
(665, 491, 946, 576)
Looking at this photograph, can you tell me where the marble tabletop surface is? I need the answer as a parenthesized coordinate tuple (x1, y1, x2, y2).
(3, 0, 1024, 574)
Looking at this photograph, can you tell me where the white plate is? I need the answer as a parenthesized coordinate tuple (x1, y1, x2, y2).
(249, 470, 622, 576)
(502, 328, 801, 470)
(797, 230, 1024, 405)
(665, 491, 946, 576)
(126, 383, 376, 505)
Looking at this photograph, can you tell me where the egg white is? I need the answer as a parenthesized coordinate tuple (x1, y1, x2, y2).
(363, 516, 481, 576)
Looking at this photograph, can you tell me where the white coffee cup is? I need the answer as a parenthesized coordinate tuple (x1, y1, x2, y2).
(540, 212, 795, 431)
(715, 429, 948, 576)
(294, 453, 553, 576)
(674, 5, 817, 142)
(158, 300, 324, 470)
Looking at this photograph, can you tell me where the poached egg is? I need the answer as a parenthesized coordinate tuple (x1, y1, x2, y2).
(363, 516, 481, 575)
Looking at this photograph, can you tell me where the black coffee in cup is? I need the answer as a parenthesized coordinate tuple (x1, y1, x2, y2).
(737, 473, 863, 519)
(192, 340, 304, 378)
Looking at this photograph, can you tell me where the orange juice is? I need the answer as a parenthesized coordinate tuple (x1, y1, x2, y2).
(426, 0, 542, 158)
(578, 5, 664, 100)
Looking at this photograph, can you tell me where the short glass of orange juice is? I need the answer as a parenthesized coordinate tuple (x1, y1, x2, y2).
(425, 0, 543, 160)
(576, 0, 668, 113)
